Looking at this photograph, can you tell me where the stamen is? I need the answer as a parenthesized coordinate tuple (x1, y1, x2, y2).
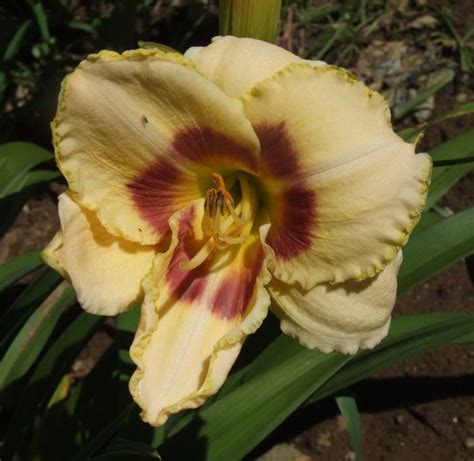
(220, 235, 245, 245)
(180, 172, 257, 271)
(237, 174, 258, 238)
(226, 199, 244, 227)
(179, 238, 216, 270)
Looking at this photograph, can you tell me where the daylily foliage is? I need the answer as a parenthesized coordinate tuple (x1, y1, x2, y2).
(42, 36, 432, 426)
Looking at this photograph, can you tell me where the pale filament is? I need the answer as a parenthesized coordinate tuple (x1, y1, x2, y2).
(180, 173, 257, 271)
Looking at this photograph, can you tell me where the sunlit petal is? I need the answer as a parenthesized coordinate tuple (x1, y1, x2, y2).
(242, 64, 431, 288)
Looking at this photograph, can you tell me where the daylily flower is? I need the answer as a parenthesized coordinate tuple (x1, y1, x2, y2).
(43, 36, 432, 426)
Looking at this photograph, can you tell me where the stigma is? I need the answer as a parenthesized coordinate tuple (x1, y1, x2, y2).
(180, 173, 257, 270)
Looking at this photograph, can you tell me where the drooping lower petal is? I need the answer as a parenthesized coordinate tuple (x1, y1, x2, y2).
(242, 63, 432, 288)
(129, 201, 271, 426)
(270, 252, 403, 354)
(185, 36, 325, 98)
(54, 48, 261, 245)
(42, 192, 156, 315)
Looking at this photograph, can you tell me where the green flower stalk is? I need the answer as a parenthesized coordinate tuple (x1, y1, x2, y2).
(219, 0, 282, 43)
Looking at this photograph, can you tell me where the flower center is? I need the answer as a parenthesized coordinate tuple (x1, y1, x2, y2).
(180, 173, 258, 270)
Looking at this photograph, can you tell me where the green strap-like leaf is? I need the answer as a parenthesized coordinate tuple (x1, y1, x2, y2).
(0, 141, 55, 199)
(19, 169, 61, 191)
(0, 268, 62, 353)
(433, 156, 474, 167)
(336, 395, 361, 461)
(307, 313, 474, 405)
(0, 250, 43, 293)
(87, 438, 160, 460)
(398, 208, 474, 293)
(160, 344, 350, 461)
(0, 285, 75, 395)
(161, 313, 473, 460)
(412, 209, 444, 235)
(71, 404, 134, 461)
(3, 311, 103, 460)
(425, 129, 474, 210)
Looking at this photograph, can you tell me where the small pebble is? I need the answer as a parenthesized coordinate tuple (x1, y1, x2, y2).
(315, 432, 331, 448)
(464, 437, 474, 448)
(452, 417, 458, 423)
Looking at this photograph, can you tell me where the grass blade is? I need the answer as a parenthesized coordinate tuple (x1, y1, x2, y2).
(3, 19, 32, 62)
(399, 101, 474, 142)
(30, 1, 50, 41)
(395, 69, 455, 119)
(336, 395, 361, 461)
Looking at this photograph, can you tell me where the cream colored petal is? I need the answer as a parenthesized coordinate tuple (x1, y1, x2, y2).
(42, 192, 156, 315)
(270, 252, 403, 354)
(241, 64, 432, 288)
(54, 48, 260, 246)
(185, 36, 325, 98)
(130, 201, 272, 426)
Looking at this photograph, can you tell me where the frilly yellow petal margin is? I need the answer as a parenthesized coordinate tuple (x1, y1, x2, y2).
(41, 230, 69, 280)
(270, 252, 403, 355)
(242, 62, 393, 129)
(130, 284, 270, 426)
(129, 214, 273, 426)
(347, 153, 432, 284)
(84, 47, 197, 70)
